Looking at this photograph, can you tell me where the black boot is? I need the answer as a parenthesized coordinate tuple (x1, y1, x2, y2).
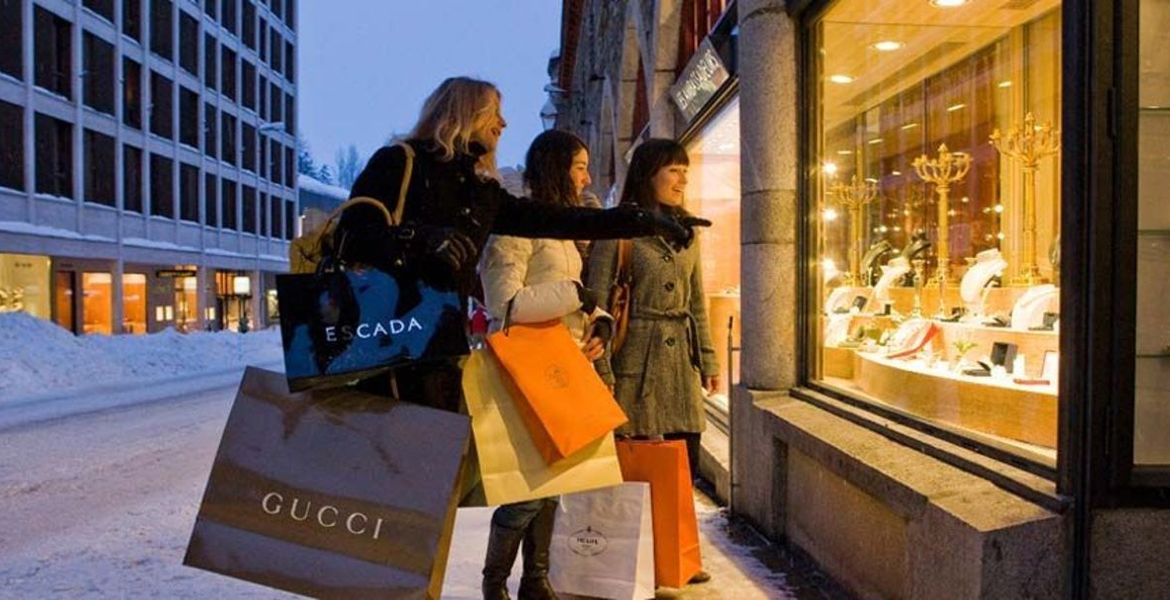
(517, 501, 559, 600)
(483, 521, 525, 600)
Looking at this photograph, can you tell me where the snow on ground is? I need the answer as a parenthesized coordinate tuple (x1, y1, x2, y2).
(0, 313, 282, 403)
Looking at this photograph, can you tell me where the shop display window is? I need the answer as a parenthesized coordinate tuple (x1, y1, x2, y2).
(0, 253, 51, 319)
(1134, 0, 1170, 466)
(82, 272, 113, 335)
(809, 0, 1062, 462)
(685, 97, 741, 403)
(122, 273, 147, 334)
(175, 275, 198, 332)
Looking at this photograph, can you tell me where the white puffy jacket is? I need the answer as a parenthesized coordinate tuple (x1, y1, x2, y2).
(478, 234, 607, 343)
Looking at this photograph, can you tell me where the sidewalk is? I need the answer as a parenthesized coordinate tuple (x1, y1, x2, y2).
(442, 485, 853, 600)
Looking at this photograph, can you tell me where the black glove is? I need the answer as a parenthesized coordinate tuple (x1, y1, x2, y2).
(643, 210, 712, 248)
(421, 227, 478, 272)
(575, 282, 601, 314)
(588, 318, 613, 343)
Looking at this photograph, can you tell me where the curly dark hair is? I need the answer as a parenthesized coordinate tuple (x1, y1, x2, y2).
(523, 129, 589, 207)
(618, 138, 690, 216)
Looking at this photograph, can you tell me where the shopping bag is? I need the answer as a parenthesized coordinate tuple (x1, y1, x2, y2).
(615, 439, 703, 588)
(549, 483, 656, 600)
(485, 321, 627, 464)
(462, 349, 623, 505)
(184, 366, 470, 599)
(276, 268, 469, 392)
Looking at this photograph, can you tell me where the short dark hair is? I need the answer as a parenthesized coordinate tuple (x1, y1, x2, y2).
(619, 138, 690, 213)
(524, 129, 588, 206)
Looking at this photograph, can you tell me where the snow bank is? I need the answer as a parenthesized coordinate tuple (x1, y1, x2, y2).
(0, 313, 282, 402)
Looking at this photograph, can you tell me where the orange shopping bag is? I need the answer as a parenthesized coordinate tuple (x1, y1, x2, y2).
(615, 439, 703, 588)
(486, 320, 628, 465)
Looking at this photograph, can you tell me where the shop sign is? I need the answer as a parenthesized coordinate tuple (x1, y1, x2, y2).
(670, 38, 730, 124)
(157, 269, 197, 278)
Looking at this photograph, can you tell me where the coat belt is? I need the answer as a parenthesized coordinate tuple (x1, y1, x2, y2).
(629, 309, 702, 369)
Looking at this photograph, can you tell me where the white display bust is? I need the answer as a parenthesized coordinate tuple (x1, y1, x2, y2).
(873, 257, 911, 304)
(960, 249, 1008, 320)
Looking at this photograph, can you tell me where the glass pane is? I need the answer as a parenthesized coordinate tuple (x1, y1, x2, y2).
(810, 0, 1062, 463)
(685, 97, 741, 406)
(0, 253, 51, 319)
(1135, 0, 1170, 466)
(82, 272, 113, 335)
(123, 273, 147, 335)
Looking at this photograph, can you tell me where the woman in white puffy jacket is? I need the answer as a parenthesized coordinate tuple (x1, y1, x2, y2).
(477, 129, 610, 600)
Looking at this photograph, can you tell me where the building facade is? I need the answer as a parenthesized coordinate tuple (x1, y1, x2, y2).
(0, 0, 297, 334)
(555, 0, 1170, 597)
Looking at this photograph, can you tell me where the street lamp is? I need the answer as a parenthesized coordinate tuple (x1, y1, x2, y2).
(257, 122, 285, 134)
(233, 275, 251, 333)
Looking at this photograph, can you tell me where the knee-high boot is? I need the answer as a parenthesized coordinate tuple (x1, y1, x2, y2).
(482, 521, 526, 600)
(517, 501, 559, 600)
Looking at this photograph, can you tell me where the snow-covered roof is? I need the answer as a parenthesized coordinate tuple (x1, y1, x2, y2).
(296, 174, 350, 200)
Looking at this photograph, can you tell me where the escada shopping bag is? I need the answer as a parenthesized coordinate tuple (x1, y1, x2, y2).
(549, 482, 656, 600)
(615, 439, 703, 588)
(276, 268, 469, 392)
(184, 366, 469, 599)
(462, 349, 623, 506)
(485, 321, 627, 464)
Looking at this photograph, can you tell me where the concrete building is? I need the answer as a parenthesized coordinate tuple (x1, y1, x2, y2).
(555, 0, 1170, 597)
(0, 0, 297, 334)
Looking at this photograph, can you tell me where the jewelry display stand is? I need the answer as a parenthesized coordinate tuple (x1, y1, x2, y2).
(960, 249, 1008, 320)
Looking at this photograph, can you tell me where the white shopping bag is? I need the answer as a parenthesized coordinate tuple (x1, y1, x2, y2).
(549, 482, 655, 600)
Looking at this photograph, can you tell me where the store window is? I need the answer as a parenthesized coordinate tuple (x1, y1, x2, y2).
(809, 0, 1062, 462)
(34, 7, 72, 99)
(1135, 0, 1170, 466)
(685, 96, 741, 403)
(82, 272, 113, 335)
(122, 273, 147, 334)
(175, 274, 198, 332)
(54, 271, 76, 333)
(0, 253, 51, 319)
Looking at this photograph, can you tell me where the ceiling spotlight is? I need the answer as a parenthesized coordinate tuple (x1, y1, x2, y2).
(930, 0, 969, 7)
(829, 74, 855, 84)
(872, 41, 904, 52)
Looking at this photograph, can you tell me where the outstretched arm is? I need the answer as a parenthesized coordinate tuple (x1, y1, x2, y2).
(490, 190, 709, 245)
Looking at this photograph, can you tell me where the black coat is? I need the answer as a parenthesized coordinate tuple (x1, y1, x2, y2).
(337, 140, 670, 297)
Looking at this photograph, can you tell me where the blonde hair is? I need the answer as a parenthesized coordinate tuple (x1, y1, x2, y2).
(409, 76, 501, 176)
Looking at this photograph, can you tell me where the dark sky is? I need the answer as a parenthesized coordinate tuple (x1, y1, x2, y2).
(298, 1, 563, 174)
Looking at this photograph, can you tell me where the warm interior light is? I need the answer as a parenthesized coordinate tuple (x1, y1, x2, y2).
(872, 41, 904, 52)
(892, 170, 903, 176)
(823, 161, 839, 176)
(901, 122, 920, 130)
(867, 138, 883, 145)
(998, 80, 1013, 88)
(836, 149, 854, 155)
(947, 103, 967, 112)
(829, 74, 855, 84)
(931, 0, 969, 7)
(822, 208, 839, 222)
(233, 275, 251, 296)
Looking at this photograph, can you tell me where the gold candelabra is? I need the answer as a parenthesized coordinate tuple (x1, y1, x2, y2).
(990, 113, 1061, 286)
(829, 175, 878, 286)
(912, 143, 971, 319)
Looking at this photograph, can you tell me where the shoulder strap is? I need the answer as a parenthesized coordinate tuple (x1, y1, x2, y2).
(390, 141, 414, 225)
(614, 239, 633, 284)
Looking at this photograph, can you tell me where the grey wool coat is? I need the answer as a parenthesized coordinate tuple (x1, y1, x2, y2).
(587, 235, 719, 436)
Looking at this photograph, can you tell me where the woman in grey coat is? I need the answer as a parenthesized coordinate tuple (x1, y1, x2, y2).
(586, 138, 719, 584)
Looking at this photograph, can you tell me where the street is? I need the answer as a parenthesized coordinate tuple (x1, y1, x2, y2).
(0, 376, 835, 599)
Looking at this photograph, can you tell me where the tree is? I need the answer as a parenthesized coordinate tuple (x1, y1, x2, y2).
(317, 165, 334, 185)
(296, 136, 318, 177)
(335, 144, 362, 190)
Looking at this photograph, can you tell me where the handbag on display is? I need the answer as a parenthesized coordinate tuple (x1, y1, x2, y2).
(485, 320, 628, 465)
(548, 482, 656, 600)
(275, 267, 469, 392)
(184, 366, 470, 599)
(614, 439, 703, 588)
(461, 349, 623, 505)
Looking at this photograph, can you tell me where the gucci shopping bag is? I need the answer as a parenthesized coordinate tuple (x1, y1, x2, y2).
(615, 439, 703, 588)
(276, 268, 469, 392)
(462, 349, 623, 506)
(549, 483, 656, 600)
(485, 321, 627, 464)
(184, 366, 470, 599)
